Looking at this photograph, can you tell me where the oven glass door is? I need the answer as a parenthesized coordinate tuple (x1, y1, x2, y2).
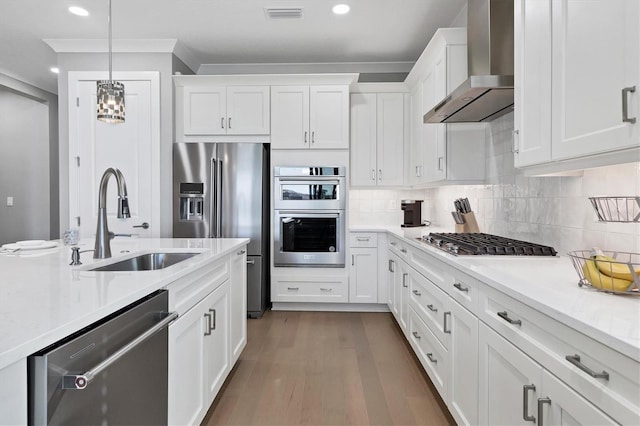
(274, 210, 345, 267)
(274, 177, 345, 210)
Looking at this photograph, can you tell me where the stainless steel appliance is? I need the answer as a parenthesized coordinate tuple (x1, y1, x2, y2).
(28, 290, 176, 425)
(273, 166, 346, 267)
(401, 199, 425, 228)
(420, 233, 557, 256)
(424, 0, 514, 123)
(173, 143, 270, 318)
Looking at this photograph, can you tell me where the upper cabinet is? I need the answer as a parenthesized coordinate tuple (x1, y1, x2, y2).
(176, 85, 270, 141)
(271, 85, 349, 149)
(514, 0, 639, 169)
(406, 28, 486, 186)
(350, 92, 406, 187)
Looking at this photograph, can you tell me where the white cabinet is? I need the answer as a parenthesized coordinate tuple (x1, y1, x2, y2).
(514, 0, 639, 169)
(350, 93, 406, 186)
(0, 359, 27, 425)
(178, 85, 270, 140)
(405, 28, 486, 185)
(230, 249, 247, 364)
(203, 281, 230, 405)
(349, 233, 378, 303)
(271, 85, 349, 149)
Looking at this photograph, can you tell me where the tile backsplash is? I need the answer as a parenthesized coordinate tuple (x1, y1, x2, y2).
(349, 113, 640, 255)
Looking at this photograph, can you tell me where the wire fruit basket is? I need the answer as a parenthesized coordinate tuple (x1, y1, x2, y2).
(589, 196, 640, 222)
(568, 249, 640, 295)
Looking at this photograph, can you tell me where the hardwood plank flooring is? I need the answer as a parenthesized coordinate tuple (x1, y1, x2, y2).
(202, 310, 455, 426)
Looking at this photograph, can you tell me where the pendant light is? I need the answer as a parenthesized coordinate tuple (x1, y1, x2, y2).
(96, 0, 125, 123)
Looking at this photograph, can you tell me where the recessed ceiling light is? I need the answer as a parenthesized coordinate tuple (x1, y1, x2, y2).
(68, 6, 89, 17)
(50, 67, 60, 74)
(332, 4, 350, 15)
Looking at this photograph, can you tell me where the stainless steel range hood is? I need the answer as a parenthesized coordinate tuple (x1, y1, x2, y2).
(424, 0, 514, 123)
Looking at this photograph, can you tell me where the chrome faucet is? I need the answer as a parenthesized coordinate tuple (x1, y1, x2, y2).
(94, 168, 130, 259)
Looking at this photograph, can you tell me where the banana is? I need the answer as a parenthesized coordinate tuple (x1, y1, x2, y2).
(594, 254, 640, 281)
(582, 259, 633, 292)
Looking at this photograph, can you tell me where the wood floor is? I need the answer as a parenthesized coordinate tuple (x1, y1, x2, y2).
(202, 310, 454, 426)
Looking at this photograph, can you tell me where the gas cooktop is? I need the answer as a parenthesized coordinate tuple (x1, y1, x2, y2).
(419, 233, 558, 256)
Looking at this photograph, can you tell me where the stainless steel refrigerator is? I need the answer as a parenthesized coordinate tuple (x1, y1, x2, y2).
(173, 143, 269, 318)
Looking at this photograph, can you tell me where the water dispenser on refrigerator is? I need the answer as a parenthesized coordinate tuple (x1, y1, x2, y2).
(178, 182, 204, 222)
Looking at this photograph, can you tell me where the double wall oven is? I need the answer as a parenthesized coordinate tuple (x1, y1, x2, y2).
(274, 166, 346, 268)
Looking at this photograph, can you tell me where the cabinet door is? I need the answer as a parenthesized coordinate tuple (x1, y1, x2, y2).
(168, 294, 208, 426)
(204, 281, 230, 404)
(538, 370, 617, 426)
(514, 0, 553, 167)
(350, 93, 377, 186)
(310, 85, 349, 149)
(387, 253, 398, 313)
(376, 93, 405, 186)
(398, 263, 410, 334)
(432, 50, 448, 182)
(478, 322, 542, 426)
(230, 249, 247, 364)
(448, 298, 479, 426)
(409, 85, 424, 184)
(183, 86, 226, 135)
(349, 247, 378, 303)
(551, 0, 639, 159)
(226, 86, 270, 135)
(271, 85, 310, 149)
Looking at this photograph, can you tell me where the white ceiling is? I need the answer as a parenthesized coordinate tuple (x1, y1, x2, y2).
(0, 0, 466, 94)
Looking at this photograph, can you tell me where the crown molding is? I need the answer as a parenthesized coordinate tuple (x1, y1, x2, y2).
(43, 39, 179, 53)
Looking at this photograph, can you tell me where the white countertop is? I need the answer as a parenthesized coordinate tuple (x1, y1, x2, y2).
(0, 237, 248, 370)
(351, 226, 640, 361)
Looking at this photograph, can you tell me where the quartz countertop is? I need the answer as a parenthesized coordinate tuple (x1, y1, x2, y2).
(350, 226, 640, 361)
(0, 238, 248, 370)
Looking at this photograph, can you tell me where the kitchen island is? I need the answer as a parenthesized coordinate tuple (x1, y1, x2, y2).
(0, 237, 248, 424)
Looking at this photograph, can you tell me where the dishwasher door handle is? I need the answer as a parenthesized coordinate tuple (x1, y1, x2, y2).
(62, 311, 178, 390)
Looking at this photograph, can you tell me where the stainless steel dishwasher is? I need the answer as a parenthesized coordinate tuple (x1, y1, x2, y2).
(28, 290, 177, 425)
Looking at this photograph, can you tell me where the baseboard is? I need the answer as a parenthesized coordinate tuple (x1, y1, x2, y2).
(271, 302, 390, 313)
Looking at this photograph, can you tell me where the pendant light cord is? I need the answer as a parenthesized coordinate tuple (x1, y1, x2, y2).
(108, 0, 113, 83)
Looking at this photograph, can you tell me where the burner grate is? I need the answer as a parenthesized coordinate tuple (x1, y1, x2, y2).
(426, 233, 557, 256)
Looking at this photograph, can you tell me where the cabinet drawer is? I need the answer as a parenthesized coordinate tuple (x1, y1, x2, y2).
(479, 286, 640, 425)
(447, 270, 479, 315)
(167, 257, 230, 316)
(408, 268, 450, 348)
(388, 235, 409, 259)
(408, 307, 448, 400)
(409, 246, 447, 290)
(349, 232, 378, 247)
(272, 277, 348, 303)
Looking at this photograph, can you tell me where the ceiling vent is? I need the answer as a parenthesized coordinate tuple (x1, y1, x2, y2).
(264, 7, 304, 19)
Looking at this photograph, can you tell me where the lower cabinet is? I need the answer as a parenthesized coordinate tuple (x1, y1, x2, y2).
(230, 248, 247, 364)
(348, 232, 379, 303)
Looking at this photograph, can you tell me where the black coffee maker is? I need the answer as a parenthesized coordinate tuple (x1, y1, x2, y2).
(401, 200, 425, 227)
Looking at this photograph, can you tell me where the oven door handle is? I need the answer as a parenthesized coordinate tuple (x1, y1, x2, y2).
(277, 211, 341, 217)
(276, 177, 341, 182)
(61, 311, 178, 390)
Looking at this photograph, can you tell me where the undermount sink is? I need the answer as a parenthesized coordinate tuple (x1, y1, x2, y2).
(89, 252, 200, 272)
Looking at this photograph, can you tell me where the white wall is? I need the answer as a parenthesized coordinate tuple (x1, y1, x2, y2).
(350, 113, 640, 255)
(0, 88, 50, 245)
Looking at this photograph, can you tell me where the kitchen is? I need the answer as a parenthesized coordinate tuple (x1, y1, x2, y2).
(1, 0, 639, 425)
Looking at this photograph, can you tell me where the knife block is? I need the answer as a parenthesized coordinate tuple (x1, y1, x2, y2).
(455, 212, 480, 233)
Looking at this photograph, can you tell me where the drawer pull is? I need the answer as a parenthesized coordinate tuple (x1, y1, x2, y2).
(427, 353, 437, 364)
(320, 288, 332, 292)
(356, 237, 370, 242)
(388, 259, 395, 272)
(400, 248, 407, 254)
(352, 254, 355, 266)
(443, 311, 451, 334)
(453, 282, 469, 293)
(390, 242, 397, 246)
(412, 331, 421, 340)
(237, 249, 246, 255)
(412, 290, 421, 296)
(565, 354, 609, 380)
(498, 311, 522, 326)
(523, 384, 536, 423)
(537, 397, 551, 426)
(287, 287, 299, 291)
(427, 304, 437, 312)
(402, 273, 408, 288)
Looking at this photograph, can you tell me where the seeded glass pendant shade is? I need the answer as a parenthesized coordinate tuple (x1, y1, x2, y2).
(96, 0, 125, 123)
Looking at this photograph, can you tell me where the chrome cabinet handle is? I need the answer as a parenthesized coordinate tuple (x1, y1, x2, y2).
(388, 259, 395, 272)
(371, 169, 376, 181)
(237, 249, 246, 255)
(427, 304, 437, 312)
(453, 283, 469, 293)
(537, 397, 551, 426)
(512, 129, 520, 154)
(412, 331, 421, 340)
(246, 259, 255, 265)
(204, 312, 212, 335)
(438, 157, 444, 171)
(498, 311, 522, 326)
(622, 86, 636, 123)
(320, 288, 332, 292)
(412, 290, 421, 296)
(311, 131, 315, 144)
(523, 385, 536, 422)
(400, 248, 407, 254)
(356, 237, 370, 242)
(62, 312, 178, 389)
(209, 308, 216, 330)
(390, 242, 397, 246)
(443, 311, 451, 334)
(351, 254, 355, 266)
(402, 273, 408, 288)
(378, 169, 382, 181)
(427, 353, 437, 364)
(565, 354, 609, 380)
(133, 222, 149, 229)
(221, 117, 225, 128)
(304, 131, 308, 144)
(228, 117, 232, 128)
(287, 287, 299, 291)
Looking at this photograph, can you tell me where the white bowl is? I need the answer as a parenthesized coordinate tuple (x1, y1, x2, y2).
(16, 240, 46, 247)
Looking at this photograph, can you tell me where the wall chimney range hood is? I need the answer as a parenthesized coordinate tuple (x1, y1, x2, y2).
(424, 0, 514, 123)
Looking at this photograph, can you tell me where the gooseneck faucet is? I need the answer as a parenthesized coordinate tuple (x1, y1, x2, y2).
(94, 168, 130, 259)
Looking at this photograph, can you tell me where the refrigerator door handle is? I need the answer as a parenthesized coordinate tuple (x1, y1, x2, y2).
(216, 158, 223, 238)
